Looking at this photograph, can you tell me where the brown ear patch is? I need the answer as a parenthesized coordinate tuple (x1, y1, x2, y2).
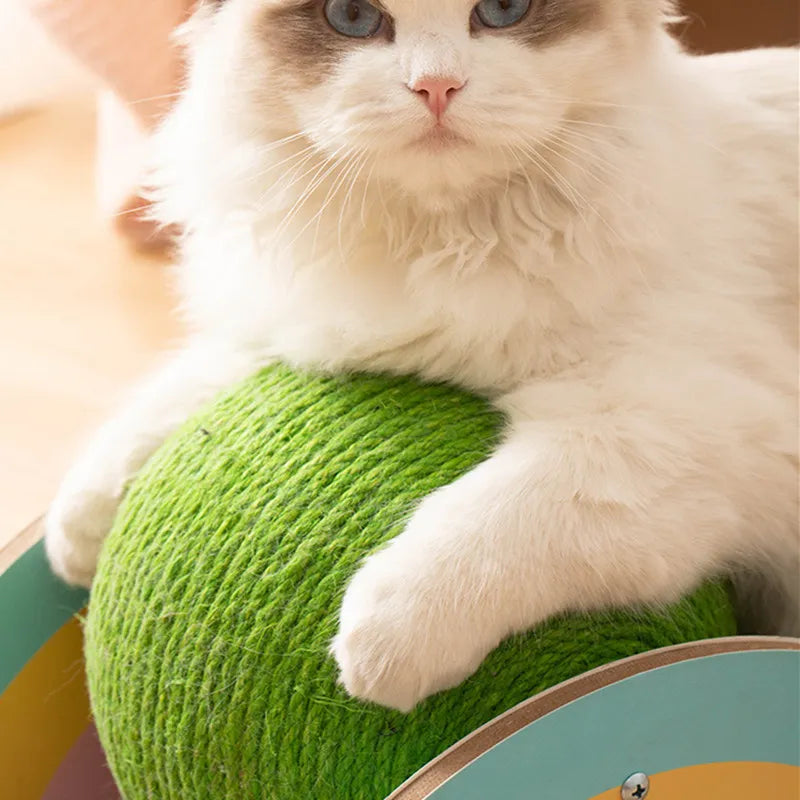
(504, 0, 605, 47)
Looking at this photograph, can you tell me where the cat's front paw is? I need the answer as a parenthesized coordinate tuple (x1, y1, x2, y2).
(332, 541, 487, 712)
(45, 461, 123, 588)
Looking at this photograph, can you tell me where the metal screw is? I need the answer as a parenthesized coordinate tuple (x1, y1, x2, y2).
(621, 772, 650, 800)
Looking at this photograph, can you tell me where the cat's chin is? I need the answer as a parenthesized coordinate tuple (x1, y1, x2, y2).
(409, 127, 469, 152)
(391, 173, 494, 211)
(388, 181, 498, 215)
(380, 150, 505, 211)
(398, 171, 505, 212)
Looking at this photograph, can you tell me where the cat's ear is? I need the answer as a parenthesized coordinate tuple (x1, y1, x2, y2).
(660, 1, 688, 38)
(172, 1, 222, 47)
(659, 0, 684, 24)
(628, 0, 683, 32)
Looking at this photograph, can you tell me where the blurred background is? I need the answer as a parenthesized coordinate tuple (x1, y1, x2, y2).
(0, 0, 798, 569)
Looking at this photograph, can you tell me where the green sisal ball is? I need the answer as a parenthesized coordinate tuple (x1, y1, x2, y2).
(85, 365, 736, 799)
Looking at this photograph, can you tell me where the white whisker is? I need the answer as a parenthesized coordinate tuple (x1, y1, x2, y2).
(273, 142, 354, 248)
(337, 153, 371, 258)
(309, 148, 362, 257)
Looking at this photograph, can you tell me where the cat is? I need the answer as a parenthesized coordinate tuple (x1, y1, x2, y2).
(46, 0, 799, 711)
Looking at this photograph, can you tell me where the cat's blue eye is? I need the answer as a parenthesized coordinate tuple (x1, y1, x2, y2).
(324, 0, 384, 38)
(473, 0, 532, 29)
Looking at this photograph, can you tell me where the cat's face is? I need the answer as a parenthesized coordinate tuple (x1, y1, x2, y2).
(183, 0, 664, 205)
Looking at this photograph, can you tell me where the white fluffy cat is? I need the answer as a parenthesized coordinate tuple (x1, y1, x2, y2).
(46, 0, 799, 711)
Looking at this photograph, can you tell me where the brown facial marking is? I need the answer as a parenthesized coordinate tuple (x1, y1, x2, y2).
(503, 0, 605, 47)
(260, 1, 348, 86)
(259, 1, 391, 90)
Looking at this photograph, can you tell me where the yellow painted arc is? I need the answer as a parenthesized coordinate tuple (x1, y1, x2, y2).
(0, 615, 91, 800)
(591, 762, 800, 800)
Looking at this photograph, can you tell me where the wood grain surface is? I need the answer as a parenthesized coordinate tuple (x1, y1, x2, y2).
(0, 98, 179, 567)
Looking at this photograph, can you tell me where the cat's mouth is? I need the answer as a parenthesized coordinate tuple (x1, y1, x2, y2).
(410, 125, 469, 152)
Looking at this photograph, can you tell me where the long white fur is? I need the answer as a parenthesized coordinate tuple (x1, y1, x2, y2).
(46, 0, 799, 711)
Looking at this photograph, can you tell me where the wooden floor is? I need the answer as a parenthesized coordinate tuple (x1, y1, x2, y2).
(0, 97, 179, 567)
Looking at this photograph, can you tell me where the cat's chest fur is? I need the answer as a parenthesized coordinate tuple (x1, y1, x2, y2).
(269, 253, 594, 394)
(183, 188, 640, 395)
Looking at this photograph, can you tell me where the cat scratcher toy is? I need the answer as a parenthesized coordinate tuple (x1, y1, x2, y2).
(3, 538, 797, 799)
(81, 365, 748, 799)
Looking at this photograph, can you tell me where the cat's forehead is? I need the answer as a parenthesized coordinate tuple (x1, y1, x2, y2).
(256, 0, 605, 42)
(258, 0, 604, 20)
(258, 0, 479, 16)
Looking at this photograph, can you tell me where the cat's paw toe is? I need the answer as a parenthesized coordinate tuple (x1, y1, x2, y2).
(332, 613, 429, 713)
(44, 526, 99, 588)
(44, 485, 120, 588)
(332, 554, 479, 711)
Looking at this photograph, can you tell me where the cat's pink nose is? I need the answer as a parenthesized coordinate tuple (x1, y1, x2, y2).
(410, 76, 465, 119)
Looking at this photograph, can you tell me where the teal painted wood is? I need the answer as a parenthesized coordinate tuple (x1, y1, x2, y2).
(428, 650, 800, 800)
(0, 539, 88, 693)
